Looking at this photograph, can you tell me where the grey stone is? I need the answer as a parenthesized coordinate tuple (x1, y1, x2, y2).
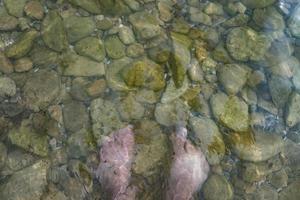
(286, 92, 300, 127)
(288, 5, 300, 38)
(0, 76, 16, 97)
(118, 26, 135, 45)
(63, 101, 89, 133)
(218, 63, 250, 95)
(0, 159, 50, 200)
(90, 98, 124, 143)
(253, 7, 285, 30)
(117, 93, 145, 121)
(23, 69, 61, 111)
(154, 99, 189, 126)
(189, 116, 225, 165)
(269, 75, 292, 108)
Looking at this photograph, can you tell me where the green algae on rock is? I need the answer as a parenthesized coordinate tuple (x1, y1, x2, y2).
(122, 58, 166, 91)
(253, 7, 285, 30)
(8, 120, 49, 157)
(5, 30, 38, 59)
(203, 174, 233, 200)
(117, 93, 145, 121)
(210, 92, 249, 132)
(3, 0, 27, 17)
(0, 77, 16, 97)
(226, 27, 271, 62)
(169, 32, 192, 88)
(42, 11, 67, 52)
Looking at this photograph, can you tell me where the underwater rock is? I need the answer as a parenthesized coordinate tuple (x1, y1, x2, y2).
(42, 11, 67, 52)
(286, 92, 300, 127)
(23, 69, 61, 111)
(104, 35, 126, 59)
(166, 126, 209, 200)
(268, 75, 292, 108)
(288, 4, 300, 38)
(96, 126, 136, 200)
(24, 0, 44, 20)
(161, 76, 189, 103)
(3, 0, 27, 17)
(74, 36, 105, 62)
(253, 6, 285, 30)
(189, 116, 225, 165)
(0, 76, 16, 97)
(5, 29, 38, 59)
(203, 174, 234, 200)
(117, 93, 145, 121)
(279, 180, 300, 200)
(122, 58, 165, 91)
(68, 0, 101, 14)
(226, 27, 271, 61)
(241, 0, 276, 8)
(0, 159, 50, 200)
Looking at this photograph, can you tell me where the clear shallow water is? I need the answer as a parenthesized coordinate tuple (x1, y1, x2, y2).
(0, 0, 300, 199)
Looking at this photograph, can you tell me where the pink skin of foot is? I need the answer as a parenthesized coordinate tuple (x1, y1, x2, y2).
(96, 125, 136, 200)
(166, 127, 210, 200)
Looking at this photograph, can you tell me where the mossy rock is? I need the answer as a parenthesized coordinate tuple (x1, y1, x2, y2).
(68, 0, 101, 14)
(122, 59, 166, 91)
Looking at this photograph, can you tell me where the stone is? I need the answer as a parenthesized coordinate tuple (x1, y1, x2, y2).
(241, 157, 282, 182)
(14, 57, 33, 72)
(0, 159, 50, 200)
(63, 101, 89, 133)
(169, 32, 192, 88)
(5, 30, 38, 59)
(210, 93, 249, 132)
(67, 129, 97, 159)
(218, 64, 250, 95)
(63, 15, 95, 43)
(99, 0, 131, 16)
(3, 0, 27, 17)
(23, 69, 61, 111)
(61, 51, 105, 76)
(253, 7, 285, 30)
(228, 130, 284, 162)
(241, 0, 276, 8)
(161, 76, 189, 103)
(126, 43, 144, 58)
(122, 58, 165, 91)
(8, 120, 49, 157)
(286, 92, 300, 127)
(117, 94, 145, 121)
(0, 14, 18, 31)
(0, 76, 16, 97)
(226, 27, 271, 61)
(42, 184, 68, 200)
(203, 174, 233, 200)
(106, 57, 133, 92)
(132, 120, 171, 199)
(0, 142, 7, 169)
(118, 26, 135, 45)
(68, 0, 101, 14)
(86, 79, 107, 97)
(288, 4, 300, 38)
(222, 14, 249, 28)
(189, 7, 212, 25)
(147, 43, 170, 63)
(104, 35, 126, 59)
(135, 89, 158, 104)
(24, 0, 44, 20)
(204, 2, 224, 15)
(74, 36, 105, 62)
(29, 44, 59, 67)
(154, 99, 189, 126)
(129, 11, 161, 40)
(42, 11, 67, 52)
(268, 169, 288, 189)
(279, 180, 300, 200)
(189, 116, 225, 165)
(188, 58, 204, 82)
(253, 184, 278, 200)
(268, 75, 292, 108)
(90, 98, 124, 142)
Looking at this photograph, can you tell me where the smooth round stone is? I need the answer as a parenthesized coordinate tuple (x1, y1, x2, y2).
(104, 35, 126, 59)
(285, 92, 300, 127)
(203, 174, 234, 200)
(14, 57, 33, 72)
(229, 131, 284, 162)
